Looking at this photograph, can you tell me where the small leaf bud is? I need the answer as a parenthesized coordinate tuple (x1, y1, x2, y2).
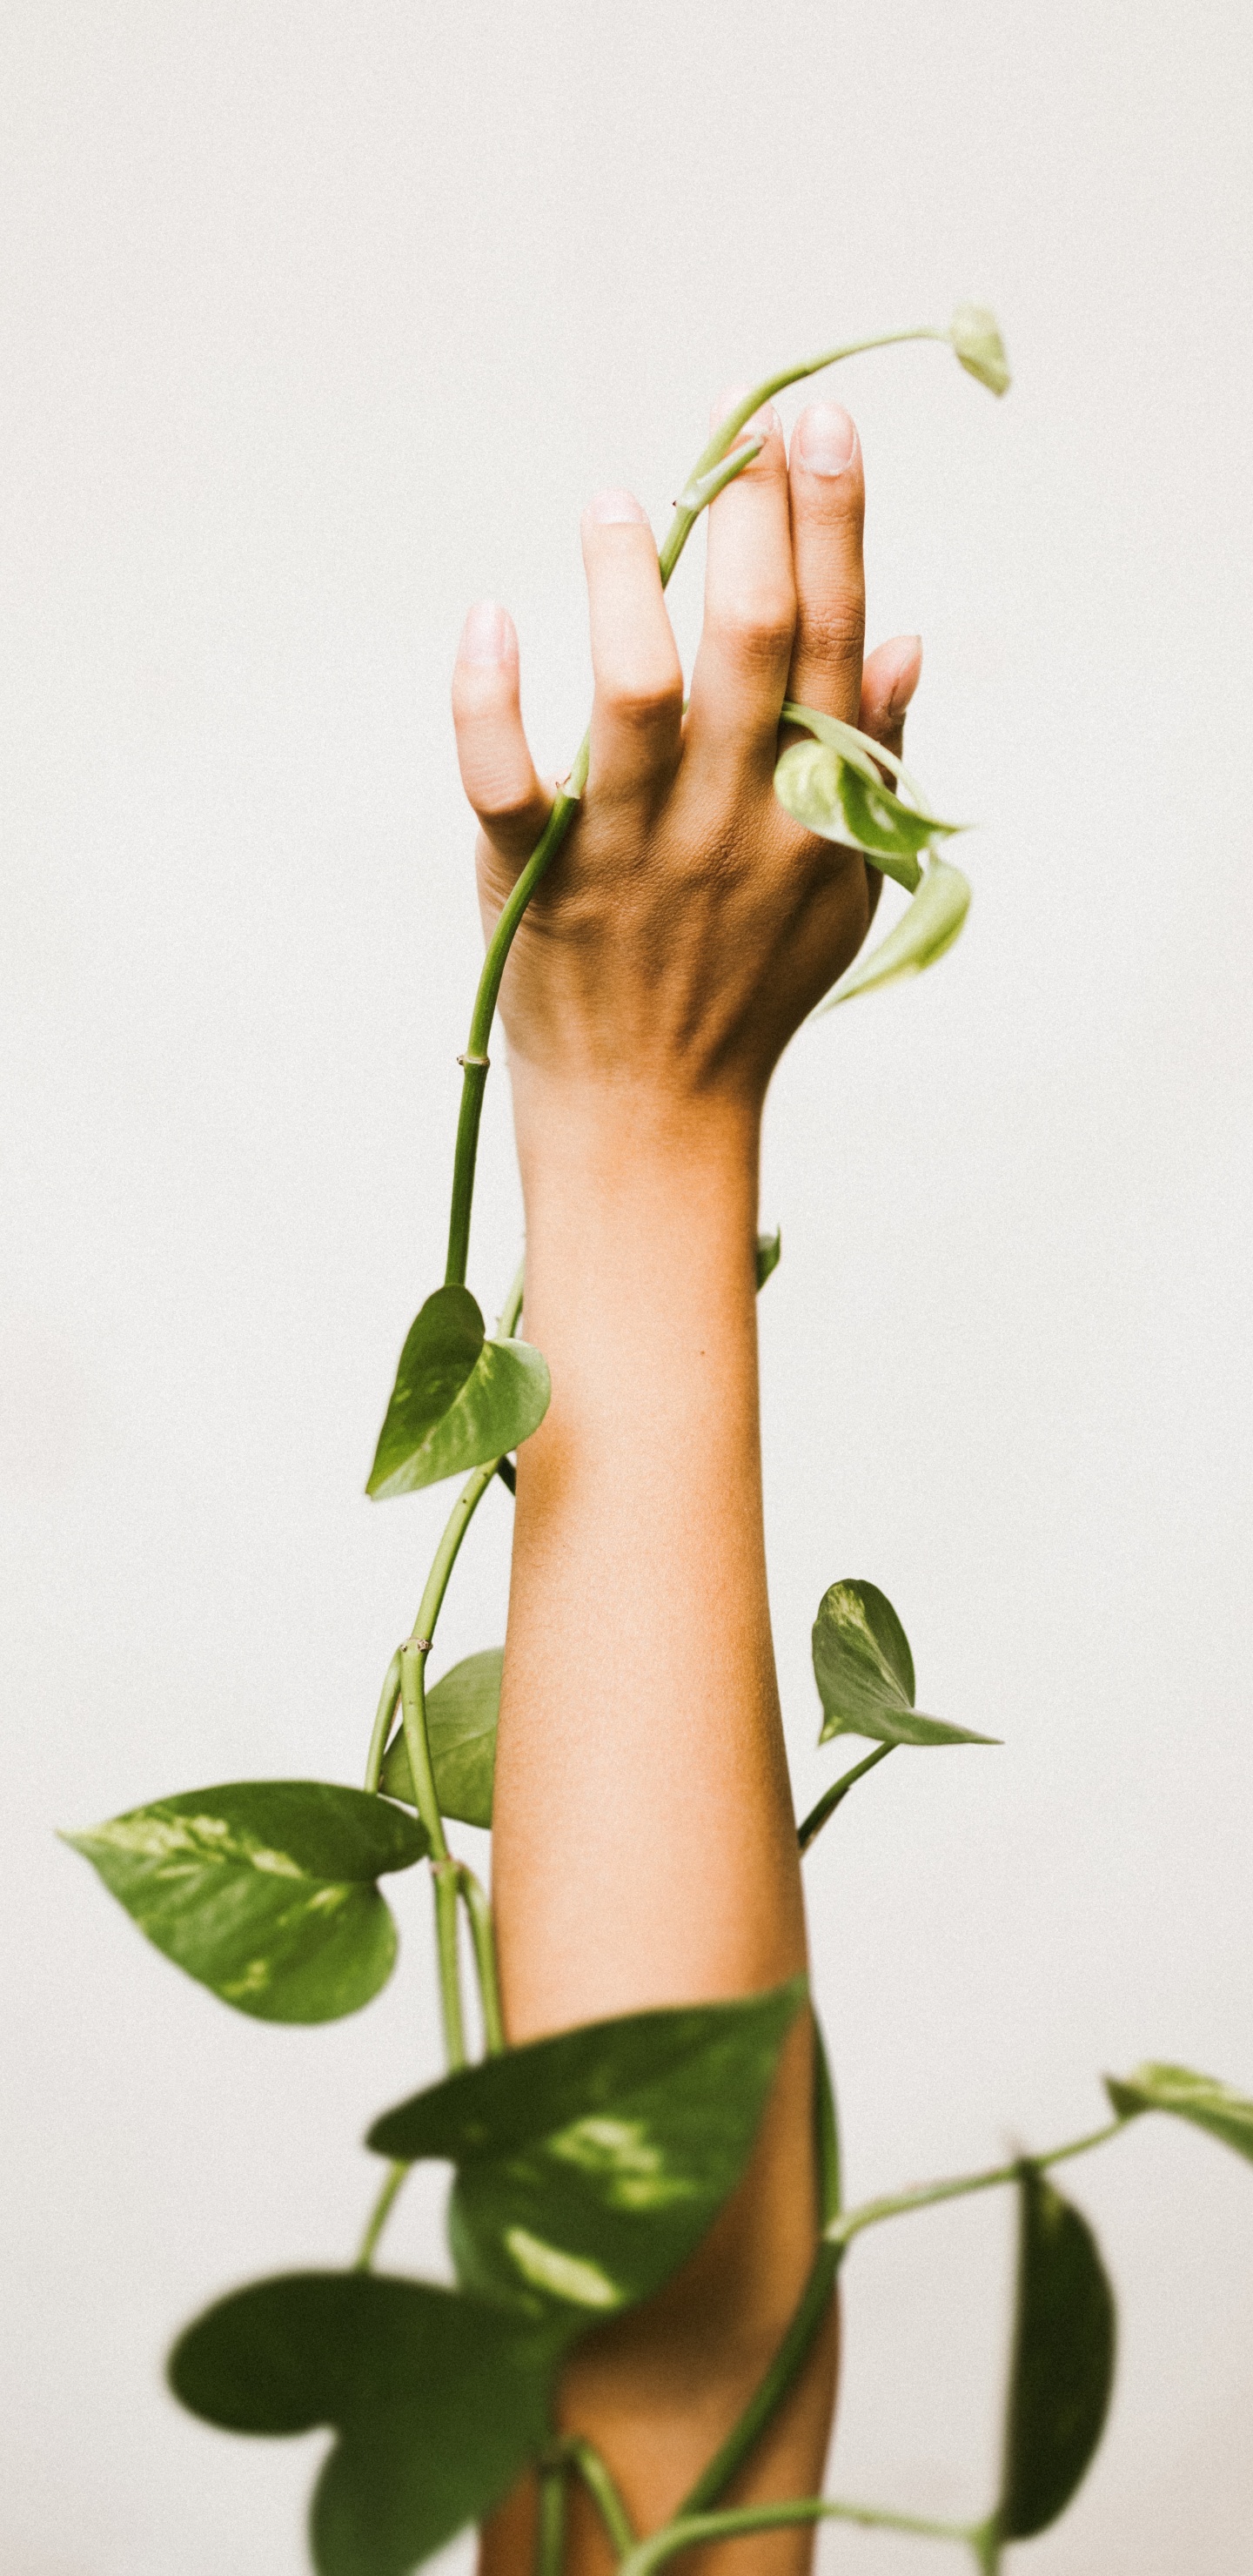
(949, 304, 1011, 397)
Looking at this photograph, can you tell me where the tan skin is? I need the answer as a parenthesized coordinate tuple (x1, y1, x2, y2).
(451, 393, 921, 2573)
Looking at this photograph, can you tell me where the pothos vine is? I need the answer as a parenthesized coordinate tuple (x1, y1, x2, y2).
(66, 305, 1253, 2576)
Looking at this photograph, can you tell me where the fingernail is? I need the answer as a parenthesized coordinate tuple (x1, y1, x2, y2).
(795, 403, 858, 478)
(888, 636, 923, 717)
(459, 600, 512, 665)
(585, 488, 650, 526)
(710, 386, 781, 440)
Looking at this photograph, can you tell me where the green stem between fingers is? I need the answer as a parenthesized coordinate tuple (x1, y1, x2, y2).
(828, 2117, 1128, 2249)
(618, 2495, 979, 2576)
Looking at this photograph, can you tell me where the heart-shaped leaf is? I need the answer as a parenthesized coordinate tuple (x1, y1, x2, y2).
(818, 855, 971, 1010)
(63, 1781, 427, 2022)
(170, 2270, 555, 2576)
(755, 1229, 781, 1290)
(994, 2167, 1116, 2544)
(367, 1285, 550, 1499)
(813, 1580, 997, 1749)
(1104, 2063, 1253, 2163)
(381, 1648, 502, 1829)
(368, 1978, 807, 2326)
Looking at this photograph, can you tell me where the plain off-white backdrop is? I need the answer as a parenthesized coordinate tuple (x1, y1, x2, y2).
(3, 5, 1250, 2571)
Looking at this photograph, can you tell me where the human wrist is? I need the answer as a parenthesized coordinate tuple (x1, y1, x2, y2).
(508, 1060, 763, 1215)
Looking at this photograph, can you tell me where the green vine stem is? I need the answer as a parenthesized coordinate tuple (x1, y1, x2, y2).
(352, 2160, 408, 2271)
(797, 1742, 894, 1854)
(675, 2239, 842, 2520)
(564, 2438, 637, 2558)
(618, 2494, 979, 2576)
(827, 2118, 1127, 2250)
(364, 1258, 526, 1798)
(443, 324, 954, 1288)
(535, 2461, 567, 2576)
(456, 1861, 505, 2055)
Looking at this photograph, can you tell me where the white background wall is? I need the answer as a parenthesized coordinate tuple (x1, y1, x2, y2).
(3, 5, 1251, 2570)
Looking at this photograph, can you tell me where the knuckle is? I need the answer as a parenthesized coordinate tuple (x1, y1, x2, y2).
(600, 663, 684, 728)
(710, 587, 796, 665)
(796, 597, 866, 669)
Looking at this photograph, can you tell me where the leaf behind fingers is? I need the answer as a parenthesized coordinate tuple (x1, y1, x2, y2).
(817, 855, 971, 1009)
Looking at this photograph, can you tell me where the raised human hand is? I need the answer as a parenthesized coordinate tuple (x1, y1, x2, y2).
(452, 395, 921, 1123)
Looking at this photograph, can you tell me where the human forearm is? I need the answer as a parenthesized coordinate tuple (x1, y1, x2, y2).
(493, 1077, 805, 2035)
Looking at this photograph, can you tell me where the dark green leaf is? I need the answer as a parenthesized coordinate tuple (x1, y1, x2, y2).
(819, 855, 971, 1010)
(755, 1229, 781, 1291)
(381, 1648, 501, 1829)
(1104, 2063, 1253, 2163)
(367, 1286, 550, 1499)
(170, 2270, 554, 2576)
(812, 1580, 996, 1749)
(63, 1781, 427, 2023)
(996, 2167, 1116, 2541)
(368, 1979, 807, 2328)
(813, 2023, 841, 2225)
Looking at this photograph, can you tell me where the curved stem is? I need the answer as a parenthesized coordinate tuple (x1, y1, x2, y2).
(446, 783, 585, 1286)
(457, 1862, 505, 2054)
(399, 1641, 447, 1862)
(797, 1743, 894, 1855)
(364, 1648, 403, 1795)
(828, 2118, 1128, 2250)
(619, 2494, 978, 2576)
(563, 2438, 636, 2557)
(354, 2160, 408, 2271)
(677, 2238, 841, 2519)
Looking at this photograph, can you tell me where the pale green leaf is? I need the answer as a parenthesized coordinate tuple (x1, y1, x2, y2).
(950, 303, 1012, 397)
(1104, 2063, 1253, 2164)
(381, 1648, 501, 1829)
(368, 1980, 807, 2328)
(63, 1781, 426, 2023)
(819, 855, 971, 1010)
(170, 2270, 554, 2576)
(755, 1229, 781, 1290)
(812, 1580, 996, 1748)
(773, 741, 922, 894)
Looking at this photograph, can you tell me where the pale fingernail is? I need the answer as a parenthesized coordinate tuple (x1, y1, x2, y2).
(459, 600, 512, 665)
(888, 637, 923, 717)
(711, 386, 781, 439)
(585, 488, 650, 526)
(795, 403, 858, 477)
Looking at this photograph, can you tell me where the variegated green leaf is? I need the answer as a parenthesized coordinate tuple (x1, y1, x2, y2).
(813, 1580, 996, 1748)
(368, 1981, 807, 2329)
(818, 855, 971, 1010)
(63, 1781, 426, 2022)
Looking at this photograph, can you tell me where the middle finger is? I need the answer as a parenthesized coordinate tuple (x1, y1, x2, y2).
(687, 395, 796, 772)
